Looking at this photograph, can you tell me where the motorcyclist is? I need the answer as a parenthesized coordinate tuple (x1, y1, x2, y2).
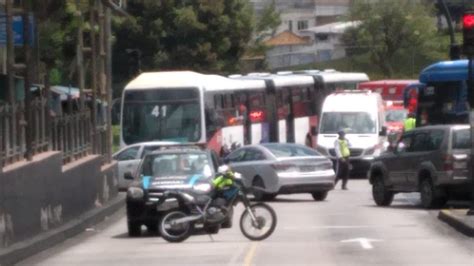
(212, 165, 235, 191)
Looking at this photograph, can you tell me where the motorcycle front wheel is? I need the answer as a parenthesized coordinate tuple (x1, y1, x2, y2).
(239, 203, 277, 241)
(159, 211, 192, 243)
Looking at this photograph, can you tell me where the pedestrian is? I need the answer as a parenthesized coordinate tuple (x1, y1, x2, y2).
(305, 132, 313, 148)
(334, 130, 350, 190)
(403, 112, 416, 132)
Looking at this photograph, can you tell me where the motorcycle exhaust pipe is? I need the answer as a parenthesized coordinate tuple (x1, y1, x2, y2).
(171, 214, 202, 225)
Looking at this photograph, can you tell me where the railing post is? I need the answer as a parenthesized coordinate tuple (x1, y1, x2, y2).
(23, 1, 33, 161)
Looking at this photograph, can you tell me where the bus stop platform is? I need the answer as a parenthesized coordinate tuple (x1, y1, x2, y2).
(438, 209, 474, 237)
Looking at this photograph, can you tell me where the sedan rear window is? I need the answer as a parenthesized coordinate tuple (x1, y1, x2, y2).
(452, 129, 470, 149)
(262, 144, 320, 158)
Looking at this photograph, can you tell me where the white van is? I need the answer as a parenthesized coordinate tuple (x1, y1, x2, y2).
(316, 90, 387, 175)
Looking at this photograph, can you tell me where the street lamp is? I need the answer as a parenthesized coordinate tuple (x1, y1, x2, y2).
(125, 48, 142, 75)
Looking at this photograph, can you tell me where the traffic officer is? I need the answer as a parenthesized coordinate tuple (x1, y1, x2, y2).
(403, 112, 416, 132)
(334, 130, 350, 190)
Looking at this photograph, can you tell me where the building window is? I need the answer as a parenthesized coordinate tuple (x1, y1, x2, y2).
(297, 20, 308, 30)
(289, 21, 293, 32)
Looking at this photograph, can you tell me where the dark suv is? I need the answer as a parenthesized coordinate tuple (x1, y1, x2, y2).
(368, 125, 471, 209)
(124, 146, 226, 236)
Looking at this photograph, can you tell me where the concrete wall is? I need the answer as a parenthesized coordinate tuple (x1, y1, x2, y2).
(0, 152, 118, 248)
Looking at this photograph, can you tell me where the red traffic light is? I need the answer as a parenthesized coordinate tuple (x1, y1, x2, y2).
(463, 14, 474, 29)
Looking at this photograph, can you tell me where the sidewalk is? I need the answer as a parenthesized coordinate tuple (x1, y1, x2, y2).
(0, 194, 125, 266)
(438, 209, 474, 237)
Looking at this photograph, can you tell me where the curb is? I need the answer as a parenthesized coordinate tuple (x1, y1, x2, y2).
(0, 195, 125, 266)
(438, 210, 474, 237)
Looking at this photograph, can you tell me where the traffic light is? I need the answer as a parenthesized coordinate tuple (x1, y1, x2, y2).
(463, 11, 474, 56)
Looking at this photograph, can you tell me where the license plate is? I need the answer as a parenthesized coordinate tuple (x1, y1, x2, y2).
(454, 161, 467, 169)
(300, 166, 315, 172)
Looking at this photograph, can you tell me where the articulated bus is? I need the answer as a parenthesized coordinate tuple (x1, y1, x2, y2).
(120, 70, 369, 154)
(409, 60, 470, 126)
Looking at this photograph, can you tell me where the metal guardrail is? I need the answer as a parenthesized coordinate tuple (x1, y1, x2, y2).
(51, 110, 92, 164)
(0, 103, 26, 167)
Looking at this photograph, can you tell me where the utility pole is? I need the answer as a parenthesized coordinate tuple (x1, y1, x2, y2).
(462, 11, 474, 215)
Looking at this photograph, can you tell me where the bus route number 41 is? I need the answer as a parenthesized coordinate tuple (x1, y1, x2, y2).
(151, 105, 167, 118)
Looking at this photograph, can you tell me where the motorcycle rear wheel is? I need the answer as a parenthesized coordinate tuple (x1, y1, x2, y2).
(239, 203, 277, 241)
(159, 211, 192, 243)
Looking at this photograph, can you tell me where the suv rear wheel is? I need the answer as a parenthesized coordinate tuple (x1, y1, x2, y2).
(372, 175, 394, 206)
(420, 178, 447, 209)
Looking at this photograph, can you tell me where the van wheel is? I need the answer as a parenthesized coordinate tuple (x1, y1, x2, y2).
(372, 176, 394, 206)
(420, 178, 446, 209)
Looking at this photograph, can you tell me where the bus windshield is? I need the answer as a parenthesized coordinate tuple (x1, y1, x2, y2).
(122, 88, 201, 144)
(320, 112, 376, 134)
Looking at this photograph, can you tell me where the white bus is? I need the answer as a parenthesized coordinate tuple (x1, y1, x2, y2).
(120, 71, 268, 154)
(120, 70, 369, 154)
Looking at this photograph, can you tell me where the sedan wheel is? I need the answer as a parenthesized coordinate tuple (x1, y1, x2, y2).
(252, 177, 265, 201)
(311, 191, 328, 201)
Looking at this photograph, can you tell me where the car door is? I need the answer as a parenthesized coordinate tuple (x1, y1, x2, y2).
(387, 132, 414, 188)
(114, 145, 142, 189)
(225, 148, 254, 187)
(404, 131, 431, 188)
(406, 129, 445, 187)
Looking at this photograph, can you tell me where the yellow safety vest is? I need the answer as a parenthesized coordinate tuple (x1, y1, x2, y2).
(404, 118, 416, 131)
(338, 139, 350, 158)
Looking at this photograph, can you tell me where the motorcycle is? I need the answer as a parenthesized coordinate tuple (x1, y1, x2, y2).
(157, 166, 277, 242)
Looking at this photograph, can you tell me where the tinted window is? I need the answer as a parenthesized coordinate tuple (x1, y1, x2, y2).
(226, 149, 246, 163)
(320, 112, 376, 134)
(243, 149, 266, 161)
(122, 88, 201, 144)
(115, 146, 140, 161)
(428, 130, 444, 150)
(412, 133, 429, 152)
(453, 128, 470, 149)
(140, 152, 213, 178)
(385, 109, 407, 122)
(262, 144, 319, 158)
(396, 134, 413, 153)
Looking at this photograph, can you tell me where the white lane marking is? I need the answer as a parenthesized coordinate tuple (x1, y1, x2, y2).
(340, 238, 382, 250)
(284, 225, 376, 230)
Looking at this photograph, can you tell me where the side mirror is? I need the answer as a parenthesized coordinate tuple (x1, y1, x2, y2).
(379, 126, 387, 136)
(124, 171, 134, 180)
(311, 126, 318, 135)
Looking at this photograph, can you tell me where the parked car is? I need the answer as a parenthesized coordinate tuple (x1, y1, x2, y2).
(113, 141, 177, 191)
(368, 125, 471, 209)
(224, 143, 336, 201)
(124, 146, 229, 237)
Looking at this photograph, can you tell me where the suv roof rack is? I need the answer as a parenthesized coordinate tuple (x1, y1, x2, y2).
(156, 143, 206, 151)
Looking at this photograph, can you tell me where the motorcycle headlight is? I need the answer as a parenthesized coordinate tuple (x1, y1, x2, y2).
(127, 187, 144, 199)
(193, 183, 212, 192)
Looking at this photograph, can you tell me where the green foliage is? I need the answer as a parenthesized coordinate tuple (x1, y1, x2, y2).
(113, 0, 254, 84)
(295, 33, 453, 80)
(255, 0, 281, 42)
(343, 0, 445, 77)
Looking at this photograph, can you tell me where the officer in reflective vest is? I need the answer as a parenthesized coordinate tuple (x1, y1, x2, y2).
(334, 130, 350, 190)
(403, 113, 416, 132)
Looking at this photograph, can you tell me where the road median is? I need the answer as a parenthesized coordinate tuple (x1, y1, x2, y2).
(438, 209, 474, 237)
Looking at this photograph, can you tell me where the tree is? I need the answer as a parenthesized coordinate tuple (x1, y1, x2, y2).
(343, 0, 442, 77)
(255, 0, 281, 42)
(112, 0, 254, 84)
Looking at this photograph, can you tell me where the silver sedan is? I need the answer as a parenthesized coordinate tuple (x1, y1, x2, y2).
(224, 143, 336, 201)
